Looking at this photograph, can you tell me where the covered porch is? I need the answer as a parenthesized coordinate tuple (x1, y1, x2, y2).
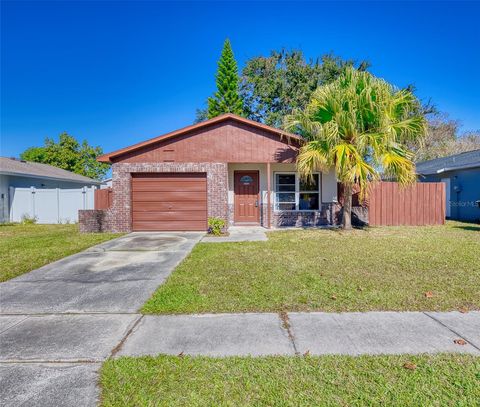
(227, 163, 339, 228)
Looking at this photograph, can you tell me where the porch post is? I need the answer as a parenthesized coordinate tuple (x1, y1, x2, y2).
(267, 162, 271, 229)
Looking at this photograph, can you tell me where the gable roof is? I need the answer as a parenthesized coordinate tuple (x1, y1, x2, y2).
(0, 157, 102, 184)
(416, 149, 480, 175)
(97, 114, 303, 163)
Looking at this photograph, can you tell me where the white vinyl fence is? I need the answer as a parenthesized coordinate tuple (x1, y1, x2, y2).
(9, 186, 96, 224)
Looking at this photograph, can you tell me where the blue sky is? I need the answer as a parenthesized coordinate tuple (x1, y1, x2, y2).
(2, 1, 479, 158)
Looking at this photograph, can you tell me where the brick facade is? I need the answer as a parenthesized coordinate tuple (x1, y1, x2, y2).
(272, 203, 340, 227)
(78, 209, 110, 233)
(89, 162, 228, 233)
(80, 164, 340, 232)
(228, 201, 340, 228)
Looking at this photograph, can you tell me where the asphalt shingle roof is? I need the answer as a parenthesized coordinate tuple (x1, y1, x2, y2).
(0, 157, 101, 184)
(416, 149, 480, 175)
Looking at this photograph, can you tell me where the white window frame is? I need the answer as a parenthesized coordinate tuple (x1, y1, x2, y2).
(273, 172, 322, 212)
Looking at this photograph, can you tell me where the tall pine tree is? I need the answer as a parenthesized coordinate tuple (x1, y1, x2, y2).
(207, 39, 244, 118)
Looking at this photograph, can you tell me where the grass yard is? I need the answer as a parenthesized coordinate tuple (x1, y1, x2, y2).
(142, 221, 480, 313)
(0, 224, 122, 282)
(100, 354, 480, 406)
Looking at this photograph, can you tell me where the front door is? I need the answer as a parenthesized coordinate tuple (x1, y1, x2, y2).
(234, 171, 260, 224)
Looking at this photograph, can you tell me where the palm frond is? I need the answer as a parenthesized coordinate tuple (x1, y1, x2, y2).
(283, 109, 322, 141)
(381, 150, 417, 185)
(390, 116, 427, 144)
(297, 140, 331, 181)
(283, 66, 425, 196)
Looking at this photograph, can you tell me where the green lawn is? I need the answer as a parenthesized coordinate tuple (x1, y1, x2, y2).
(0, 224, 122, 282)
(142, 221, 480, 314)
(100, 354, 480, 406)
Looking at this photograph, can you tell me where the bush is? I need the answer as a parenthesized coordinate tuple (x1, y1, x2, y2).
(208, 217, 226, 236)
(21, 214, 38, 225)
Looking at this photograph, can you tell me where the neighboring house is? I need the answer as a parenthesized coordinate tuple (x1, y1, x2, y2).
(101, 177, 113, 189)
(86, 114, 338, 232)
(416, 149, 480, 222)
(0, 157, 101, 223)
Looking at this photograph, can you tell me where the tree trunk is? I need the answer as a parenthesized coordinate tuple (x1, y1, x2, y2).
(342, 183, 353, 230)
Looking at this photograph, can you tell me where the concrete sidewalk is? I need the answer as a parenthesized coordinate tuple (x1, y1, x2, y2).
(117, 311, 480, 357)
(2, 311, 478, 363)
(1, 311, 479, 406)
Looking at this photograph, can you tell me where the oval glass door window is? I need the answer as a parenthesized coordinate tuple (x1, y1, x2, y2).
(240, 175, 253, 185)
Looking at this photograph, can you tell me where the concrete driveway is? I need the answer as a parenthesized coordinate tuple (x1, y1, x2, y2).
(0, 232, 202, 314)
(0, 232, 203, 406)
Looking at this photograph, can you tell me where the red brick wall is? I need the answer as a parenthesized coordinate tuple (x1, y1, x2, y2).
(228, 202, 340, 228)
(93, 162, 228, 233)
(272, 203, 340, 227)
(79, 210, 109, 233)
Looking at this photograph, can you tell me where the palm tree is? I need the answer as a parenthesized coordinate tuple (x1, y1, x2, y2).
(284, 67, 427, 229)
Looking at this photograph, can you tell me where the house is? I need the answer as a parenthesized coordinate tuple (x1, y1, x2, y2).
(82, 114, 339, 232)
(100, 177, 113, 188)
(416, 149, 480, 222)
(0, 157, 101, 223)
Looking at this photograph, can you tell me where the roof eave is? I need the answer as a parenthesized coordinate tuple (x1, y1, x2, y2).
(0, 171, 101, 184)
(439, 163, 480, 173)
(417, 162, 480, 176)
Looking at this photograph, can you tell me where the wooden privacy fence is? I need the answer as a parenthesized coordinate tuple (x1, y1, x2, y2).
(94, 188, 113, 210)
(368, 182, 445, 226)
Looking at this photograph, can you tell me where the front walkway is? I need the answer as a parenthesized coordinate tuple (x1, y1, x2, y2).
(201, 226, 268, 242)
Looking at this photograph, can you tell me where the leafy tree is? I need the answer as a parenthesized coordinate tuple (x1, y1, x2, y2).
(19, 146, 46, 163)
(412, 113, 480, 161)
(285, 67, 427, 229)
(20, 132, 110, 179)
(205, 39, 244, 119)
(241, 50, 370, 127)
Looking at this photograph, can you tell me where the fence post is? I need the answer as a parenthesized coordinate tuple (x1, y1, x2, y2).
(56, 188, 60, 224)
(30, 186, 36, 219)
(9, 186, 14, 222)
(82, 186, 87, 210)
(91, 186, 97, 209)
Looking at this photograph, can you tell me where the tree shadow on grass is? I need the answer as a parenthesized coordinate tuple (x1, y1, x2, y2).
(452, 225, 480, 232)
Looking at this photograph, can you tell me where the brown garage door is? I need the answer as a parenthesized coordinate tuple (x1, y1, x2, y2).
(131, 173, 207, 231)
